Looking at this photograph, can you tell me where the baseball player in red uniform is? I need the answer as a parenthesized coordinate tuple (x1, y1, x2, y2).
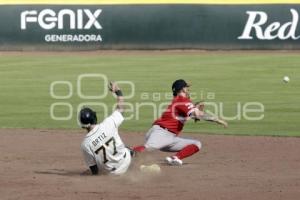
(133, 79, 228, 166)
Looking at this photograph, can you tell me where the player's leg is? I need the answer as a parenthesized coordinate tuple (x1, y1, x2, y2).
(112, 148, 132, 175)
(133, 145, 146, 152)
(132, 126, 155, 152)
(133, 125, 176, 152)
(165, 137, 202, 165)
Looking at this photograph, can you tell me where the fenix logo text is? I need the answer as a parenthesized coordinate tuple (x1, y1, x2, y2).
(21, 9, 102, 30)
(238, 9, 300, 40)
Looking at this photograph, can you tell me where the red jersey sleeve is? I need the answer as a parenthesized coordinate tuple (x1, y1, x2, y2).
(175, 97, 195, 117)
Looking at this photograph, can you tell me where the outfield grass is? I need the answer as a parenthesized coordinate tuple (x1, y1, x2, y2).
(0, 52, 299, 136)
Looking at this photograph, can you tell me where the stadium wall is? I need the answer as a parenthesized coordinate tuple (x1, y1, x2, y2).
(1, 1, 300, 50)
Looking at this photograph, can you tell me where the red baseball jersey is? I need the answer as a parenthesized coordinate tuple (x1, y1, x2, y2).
(154, 96, 195, 135)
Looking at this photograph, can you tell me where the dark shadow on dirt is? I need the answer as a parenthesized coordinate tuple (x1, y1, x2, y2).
(34, 169, 90, 177)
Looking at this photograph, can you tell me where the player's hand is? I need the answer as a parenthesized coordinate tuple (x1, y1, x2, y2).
(108, 81, 120, 93)
(194, 101, 205, 111)
(218, 119, 228, 128)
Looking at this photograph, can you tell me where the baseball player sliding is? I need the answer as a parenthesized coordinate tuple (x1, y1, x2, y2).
(80, 82, 132, 175)
(134, 79, 228, 166)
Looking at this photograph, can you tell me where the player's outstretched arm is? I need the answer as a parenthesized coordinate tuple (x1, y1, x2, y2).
(202, 113, 228, 128)
(193, 110, 228, 128)
(108, 81, 124, 113)
(193, 102, 228, 128)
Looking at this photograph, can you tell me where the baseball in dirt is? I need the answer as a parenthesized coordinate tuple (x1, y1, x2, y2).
(283, 76, 290, 83)
(140, 164, 161, 173)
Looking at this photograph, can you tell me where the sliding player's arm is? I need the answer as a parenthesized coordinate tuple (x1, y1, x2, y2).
(108, 81, 124, 113)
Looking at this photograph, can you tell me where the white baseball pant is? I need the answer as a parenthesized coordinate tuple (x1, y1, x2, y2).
(144, 125, 202, 152)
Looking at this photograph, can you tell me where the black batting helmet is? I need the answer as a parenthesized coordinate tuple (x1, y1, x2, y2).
(79, 107, 97, 128)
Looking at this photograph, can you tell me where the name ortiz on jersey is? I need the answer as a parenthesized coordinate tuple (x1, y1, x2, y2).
(79, 81, 132, 175)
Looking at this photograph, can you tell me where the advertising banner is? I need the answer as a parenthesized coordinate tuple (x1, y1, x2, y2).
(1, 4, 300, 50)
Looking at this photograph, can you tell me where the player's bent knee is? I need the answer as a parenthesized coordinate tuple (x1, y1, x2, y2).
(144, 144, 159, 151)
(194, 140, 202, 150)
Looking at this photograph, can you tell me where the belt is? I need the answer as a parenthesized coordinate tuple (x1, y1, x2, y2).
(157, 125, 176, 134)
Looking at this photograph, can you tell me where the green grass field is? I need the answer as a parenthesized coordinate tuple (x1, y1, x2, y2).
(0, 52, 299, 136)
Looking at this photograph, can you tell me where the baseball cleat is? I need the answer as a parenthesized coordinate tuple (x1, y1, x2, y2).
(165, 156, 183, 166)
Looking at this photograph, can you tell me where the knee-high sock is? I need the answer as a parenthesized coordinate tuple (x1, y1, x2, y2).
(175, 144, 200, 160)
(133, 145, 146, 152)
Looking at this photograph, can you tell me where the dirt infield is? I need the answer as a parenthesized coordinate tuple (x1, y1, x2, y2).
(0, 129, 299, 200)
